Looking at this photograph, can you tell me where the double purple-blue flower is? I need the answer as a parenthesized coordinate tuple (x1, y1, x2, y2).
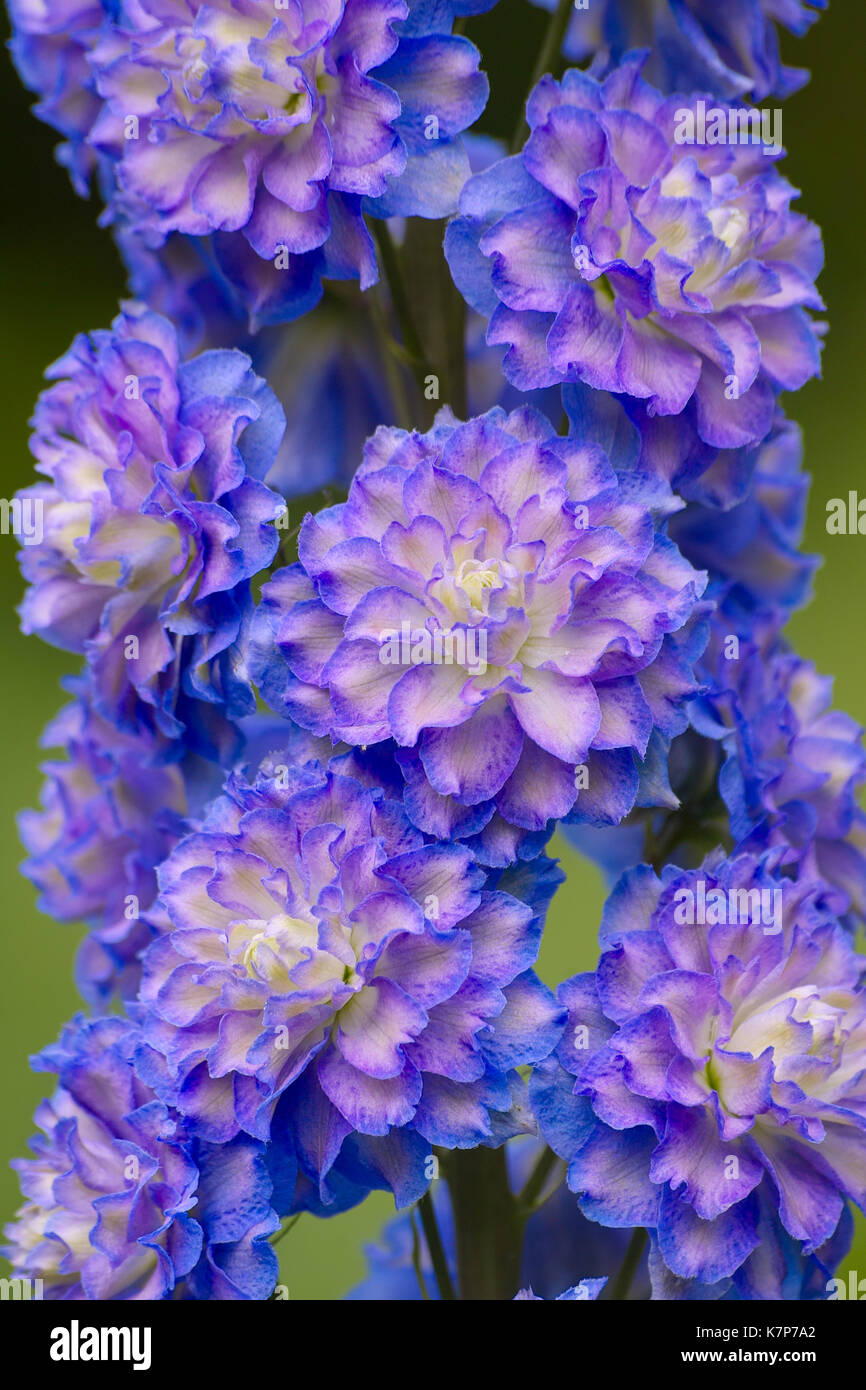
(695, 623, 866, 928)
(133, 747, 563, 1202)
(531, 850, 866, 1295)
(10, 0, 490, 323)
(6, 0, 108, 193)
(2, 1015, 280, 1300)
(19, 676, 187, 1002)
(447, 56, 824, 448)
(252, 405, 707, 847)
(532, 0, 826, 101)
(17, 303, 285, 752)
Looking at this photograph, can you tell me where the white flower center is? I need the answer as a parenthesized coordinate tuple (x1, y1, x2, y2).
(228, 913, 350, 995)
(708, 206, 749, 252)
(452, 558, 508, 614)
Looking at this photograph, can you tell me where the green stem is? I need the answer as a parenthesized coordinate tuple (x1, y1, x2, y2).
(609, 1226, 647, 1301)
(368, 287, 415, 431)
(516, 1144, 561, 1213)
(643, 799, 733, 873)
(447, 1146, 524, 1300)
(402, 218, 468, 424)
(418, 1191, 457, 1301)
(511, 0, 575, 151)
(269, 1212, 302, 1247)
(409, 1207, 432, 1300)
(643, 807, 694, 872)
(370, 220, 426, 375)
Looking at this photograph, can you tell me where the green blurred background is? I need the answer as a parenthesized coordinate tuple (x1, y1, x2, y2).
(1, 0, 864, 1297)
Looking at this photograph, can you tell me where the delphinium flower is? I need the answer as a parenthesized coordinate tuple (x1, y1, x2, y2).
(116, 229, 248, 354)
(16, 302, 286, 754)
(16, 679, 276, 1005)
(114, 123, 555, 496)
(18, 675, 187, 1003)
(560, 391, 822, 885)
(349, 1135, 647, 1299)
(513, 1282, 605, 1299)
(446, 55, 824, 448)
(563, 379, 814, 544)
(119, 220, 562, 502)
(662, 412, 847, 911)
(116, 226, 403, 494)
(667, 411, 817, 622)
(693, 621, 866, 928)
(133, 746, 564, 1208)
(560, 387, 818, 631)
(248, 404, 708, 863)
(646, 1197, 854, 1302)
(3, 0, 849, 1315)
(2, 1015, 280, 1300)
(6, 0, 109, 194)
(531, 0, 826, 101)
(8, 0, 493, 324)
(531, 850, 866, 1297)
(28, 0, 489, 324)
(626, 390, 860, 912)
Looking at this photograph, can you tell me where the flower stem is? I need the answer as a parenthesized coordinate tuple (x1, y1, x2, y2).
(516, 1143, 562, 1213)
(368, 287, 415, 431)
(609, 1226, 647, 1300)
(370, 219, 427, 375)
(409, 1206, 432, 1300)
(269, 1212, 302, 1247)
(402, 218, 468, 423)
(511, 0, 574, 151)
(418, 1190, 457, 1301)
(447, 1146, 524, 1300)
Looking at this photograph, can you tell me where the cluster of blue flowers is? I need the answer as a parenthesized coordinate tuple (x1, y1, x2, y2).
(4, 0, 863, 1302)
